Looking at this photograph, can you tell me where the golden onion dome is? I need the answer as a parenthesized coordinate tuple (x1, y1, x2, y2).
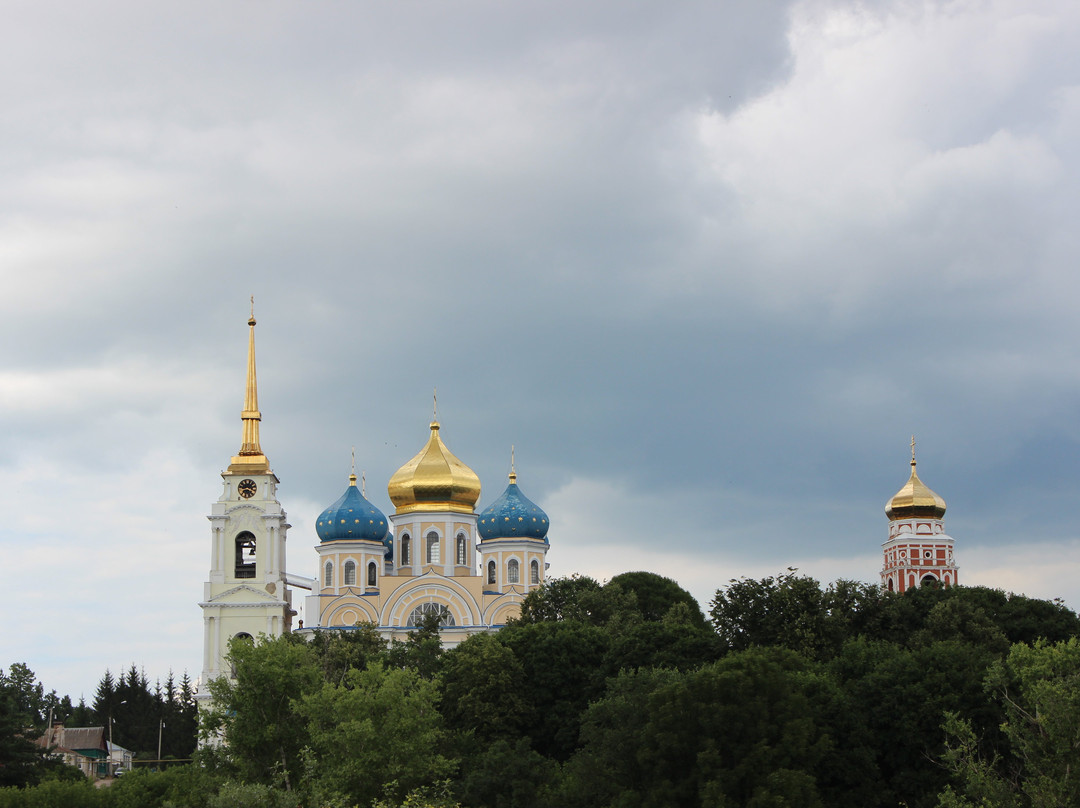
(387, 421, 481, 514)
(885, 458, 946, 521)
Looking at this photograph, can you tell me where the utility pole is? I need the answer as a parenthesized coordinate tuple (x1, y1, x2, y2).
(157, 719, 165, 766)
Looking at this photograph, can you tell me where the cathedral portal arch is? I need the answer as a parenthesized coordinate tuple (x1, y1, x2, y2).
(380, 574, 482, 628)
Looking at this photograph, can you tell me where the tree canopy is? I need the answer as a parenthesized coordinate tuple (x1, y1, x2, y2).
(5, 572, 1080, 808)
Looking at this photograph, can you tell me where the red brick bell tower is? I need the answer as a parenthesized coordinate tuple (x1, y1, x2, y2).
(881, 438, 958, 593)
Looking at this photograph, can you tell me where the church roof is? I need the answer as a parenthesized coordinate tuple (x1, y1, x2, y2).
(387, 421, 481, 514)
(478, 471, 549, 541)
(316, 474, 389, 542)
(886, 459, 946, 521)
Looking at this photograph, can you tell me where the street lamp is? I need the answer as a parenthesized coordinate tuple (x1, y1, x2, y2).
(108, 700, 127, 777)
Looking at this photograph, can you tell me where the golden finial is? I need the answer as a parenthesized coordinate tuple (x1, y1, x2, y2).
(911, 435, 917, 467)
(429, 387, 441, 431)
(509, 445, 517, 484)
(228, 302, 270, 473)
(362, 471, 366, 497)
(349, 447, 358, 487)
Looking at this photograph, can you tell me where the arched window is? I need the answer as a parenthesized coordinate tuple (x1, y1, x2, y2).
(234, 532, 256, 579)
(401, 534, 411, 565)
(367, 561, 377, 586)
(507, 559, 520, 583)
(456, 533, 467, 566)
(344, 560, 356, 586)
(406, 602, 455, 627)
(426, 531, 440, 564)
(324, 561, 333, 588)
(487, 560, 496, 585)
(920, 574, 938, 588)
(530, 559, 539, 584)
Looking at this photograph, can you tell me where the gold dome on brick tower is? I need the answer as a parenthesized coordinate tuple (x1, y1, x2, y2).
(885, 439, 946, 521)
(387, 419, 481, 514)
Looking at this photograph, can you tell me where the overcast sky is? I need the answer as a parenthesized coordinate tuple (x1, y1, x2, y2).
(4, 0, 1080, 702)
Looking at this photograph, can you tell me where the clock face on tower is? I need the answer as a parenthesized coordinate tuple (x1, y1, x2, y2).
(238, 479, 257, 499)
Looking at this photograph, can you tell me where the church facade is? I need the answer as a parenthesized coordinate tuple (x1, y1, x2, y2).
(198, 315, 550, 697)
(302, 427, 550, 646)
(198, 315, 957, 698)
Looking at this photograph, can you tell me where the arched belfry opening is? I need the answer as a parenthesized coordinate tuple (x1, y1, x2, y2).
(234, 532, 256, 579)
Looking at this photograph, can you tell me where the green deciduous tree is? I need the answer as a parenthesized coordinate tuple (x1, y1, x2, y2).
(710, 570, 873, 659)
(941, 638, 1080, 808)
(0, 778, 105, 808)
(440, 633, 532, 746)
(305, 625, 389, 686)
(457, 738, 557, 808)
(561, 648, 852, 808)
(831, 637, 1001, 808)
(202, 635, 321, 790)
(497, 620, 611, 761)
(607, 571, 708, 628)
(386, 612, 445, 680)
(516, 575, 621, 625)
(300, 662, 454, 808)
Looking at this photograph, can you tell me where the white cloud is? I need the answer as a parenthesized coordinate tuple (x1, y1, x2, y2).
(694, 0, 1079, 314)
(3, 0, 1080, 703)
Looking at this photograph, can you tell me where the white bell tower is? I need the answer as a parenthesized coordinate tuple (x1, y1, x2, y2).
(197, 308, 294, 702)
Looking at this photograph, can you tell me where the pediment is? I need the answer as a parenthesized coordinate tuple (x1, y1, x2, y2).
(205, 584, 281, 604)
(225, 503, 265, 516)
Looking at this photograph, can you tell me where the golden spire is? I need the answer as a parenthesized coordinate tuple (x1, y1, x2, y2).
(509, 445, 517, 484)
(228, 299, 270, 474)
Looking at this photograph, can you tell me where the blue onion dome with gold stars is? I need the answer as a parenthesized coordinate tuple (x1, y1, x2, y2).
(478, 470, 549, 541)
(316, 473, 389, 542)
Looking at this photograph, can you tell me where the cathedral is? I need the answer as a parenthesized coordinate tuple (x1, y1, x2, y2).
(198, 314, 550, 696)
(197, 315, 957, 696)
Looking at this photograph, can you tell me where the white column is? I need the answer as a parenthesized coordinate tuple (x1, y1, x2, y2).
(211, 616, 220, 676)
(203, 615, 212, 674)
